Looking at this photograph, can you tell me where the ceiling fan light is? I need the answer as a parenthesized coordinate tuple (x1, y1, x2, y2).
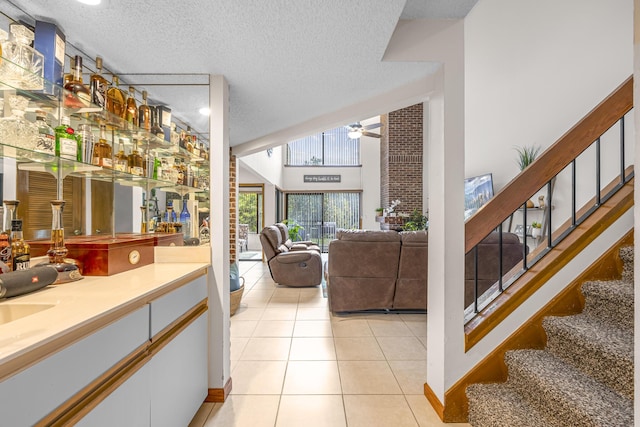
(348, 129, 362, 139)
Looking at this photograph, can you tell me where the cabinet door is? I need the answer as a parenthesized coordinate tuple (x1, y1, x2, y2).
(150, 312, 207, 427)
(76, 363, 151, 427)
(0, 305, 149, 426)
(149, 275, 207, 337)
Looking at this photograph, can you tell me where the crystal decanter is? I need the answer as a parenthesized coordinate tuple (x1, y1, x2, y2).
(0, 24, 44, 90)
(0, 94, 38, 151)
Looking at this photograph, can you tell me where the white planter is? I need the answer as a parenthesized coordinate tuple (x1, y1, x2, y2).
(531, 227, 541, 238)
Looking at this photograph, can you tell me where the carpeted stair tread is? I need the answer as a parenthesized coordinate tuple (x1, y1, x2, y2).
(543, 313, 633, 399)
(581, 279, 634, 330)
(505, 349, 633, 427)
(466, 383, 563, 427)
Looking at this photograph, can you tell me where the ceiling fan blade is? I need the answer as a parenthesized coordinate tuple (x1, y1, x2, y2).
(363, 123, 382, 131)
(362, 131, 382, 138)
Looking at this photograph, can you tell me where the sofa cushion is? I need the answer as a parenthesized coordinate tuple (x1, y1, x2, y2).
(399, 230, 428, 246)
(336, 229, 400, 242)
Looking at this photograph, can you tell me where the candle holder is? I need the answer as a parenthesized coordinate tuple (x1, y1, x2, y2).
(39, 200, 83, 283)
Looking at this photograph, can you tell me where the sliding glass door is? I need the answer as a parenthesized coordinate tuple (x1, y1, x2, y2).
(286, 192, 360, 252)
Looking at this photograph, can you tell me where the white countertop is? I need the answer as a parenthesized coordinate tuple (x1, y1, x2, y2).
(0, 260, 210, 374)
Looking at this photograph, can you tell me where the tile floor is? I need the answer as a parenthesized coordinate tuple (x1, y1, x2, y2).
(189, 260, 471, 427)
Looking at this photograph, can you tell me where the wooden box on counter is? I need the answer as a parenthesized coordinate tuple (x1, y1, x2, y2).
(117, 232, 184, 247)
(28, 234, 157, 276)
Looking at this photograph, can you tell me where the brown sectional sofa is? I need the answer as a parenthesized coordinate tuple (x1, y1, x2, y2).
(327, 229, 524, 313)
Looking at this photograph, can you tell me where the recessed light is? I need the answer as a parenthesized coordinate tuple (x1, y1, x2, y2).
(199, 107, 210, 116)
(77, 0, 101, 5)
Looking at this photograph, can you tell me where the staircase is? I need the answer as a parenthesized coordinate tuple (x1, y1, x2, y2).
(466, 246, 634, 427)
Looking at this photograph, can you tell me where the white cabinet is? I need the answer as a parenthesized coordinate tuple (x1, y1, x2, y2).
(76, 363, 151, 427)
(149, 275, 208, 427)
(0, 272, 208, 426)
(0, 305, 150, 426)
(150, 313, 208, 427)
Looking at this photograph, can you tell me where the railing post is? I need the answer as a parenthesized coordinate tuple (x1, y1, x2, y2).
(474, 246, 479, 313)
(596, 137, 601, 206)
(571, 160, 577, 227)
(619, 116, 625, 184)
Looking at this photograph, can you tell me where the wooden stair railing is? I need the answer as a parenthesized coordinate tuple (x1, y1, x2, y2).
(463, 76, 634, 345)
(465, 76, 633, 252)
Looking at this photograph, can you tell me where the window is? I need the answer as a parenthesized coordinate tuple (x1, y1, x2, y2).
(286, 192, 360, 252)
(286, 126, 360, 166)
(238, 186, 264, 233)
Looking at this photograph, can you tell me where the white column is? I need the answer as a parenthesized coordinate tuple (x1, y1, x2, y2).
(208, 75, 230, 390)
(425, 56, 466, 403)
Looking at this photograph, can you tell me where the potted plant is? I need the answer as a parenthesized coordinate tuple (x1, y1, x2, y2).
(515, 145, 541, 207)
(531, 221, 542, 238)
(515, 145, 541, 171)
(375, 208, 384, 217)
(282, 219, 304, 241)
(403, 209, 428, 231)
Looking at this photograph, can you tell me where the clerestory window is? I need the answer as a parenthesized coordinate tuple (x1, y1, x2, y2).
(286, 126, 360, 166)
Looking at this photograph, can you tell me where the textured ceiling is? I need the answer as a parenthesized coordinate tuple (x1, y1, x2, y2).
(5, 0, 477, 147)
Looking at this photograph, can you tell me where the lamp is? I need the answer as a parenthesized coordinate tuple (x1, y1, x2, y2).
(347, 129, 362, 139)
(347, 122, 363, 139)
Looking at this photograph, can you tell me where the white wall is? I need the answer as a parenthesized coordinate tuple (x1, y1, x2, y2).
(465, 0, 633, 194)
(239, 127, 381, 231)
(238, 146, 284, 189)
(455, 0, 635, 397)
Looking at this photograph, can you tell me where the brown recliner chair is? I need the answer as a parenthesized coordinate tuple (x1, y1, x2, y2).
(260, 225, 323, 287)
(274, 223, 321, 253)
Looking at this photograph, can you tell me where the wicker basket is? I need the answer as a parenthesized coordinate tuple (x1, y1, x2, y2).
(230, 279, 245, 316)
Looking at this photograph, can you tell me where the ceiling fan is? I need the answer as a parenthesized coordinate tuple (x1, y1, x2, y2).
(346, 122, 382, 139)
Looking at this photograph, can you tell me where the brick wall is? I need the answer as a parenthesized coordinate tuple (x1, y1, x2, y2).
(381, 103, 423, 215)
(229, 150, 237, 263)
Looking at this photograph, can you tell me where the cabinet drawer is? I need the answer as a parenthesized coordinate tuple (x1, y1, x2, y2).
(0, 305, 150, 426)
(149, 275, 207, 338)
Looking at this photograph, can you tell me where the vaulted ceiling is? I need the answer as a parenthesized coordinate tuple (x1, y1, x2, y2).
(4, 0, 477, 149)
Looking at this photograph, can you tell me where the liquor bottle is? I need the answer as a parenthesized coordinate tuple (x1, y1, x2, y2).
(34, 110, 55, 155)
(179, 199, 191, 239)
(149, 106, 165, 140)
(128, 139, 144, 176)
(125, 86, 138, 126)
(9, 219, 29, 271)
(0, 200, 18, 274)
(76, 123, 94, 163)
(63, 56, 75, 86)
(64, 55, 91, 108)
(0, 24, 44, 89)
(170, 122, 180, 148)
(138, 90, 151, 131)
(106, 75, 126, 119)
(92, 124, 112, 168)
(185, 127, 194, 153)
(199, 142, 207, 159)
(113, 138, 128, 172)
(90, 56, 108, 109)
(55, 116, 80, 161)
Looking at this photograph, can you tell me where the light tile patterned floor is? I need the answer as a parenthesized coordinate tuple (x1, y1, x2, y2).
(189, 260, 471, 427)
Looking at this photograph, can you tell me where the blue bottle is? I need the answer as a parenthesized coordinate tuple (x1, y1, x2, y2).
(179, 199, 191, 239)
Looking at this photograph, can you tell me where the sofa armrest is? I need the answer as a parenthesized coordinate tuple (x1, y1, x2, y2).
(274, 251, 320, 264)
